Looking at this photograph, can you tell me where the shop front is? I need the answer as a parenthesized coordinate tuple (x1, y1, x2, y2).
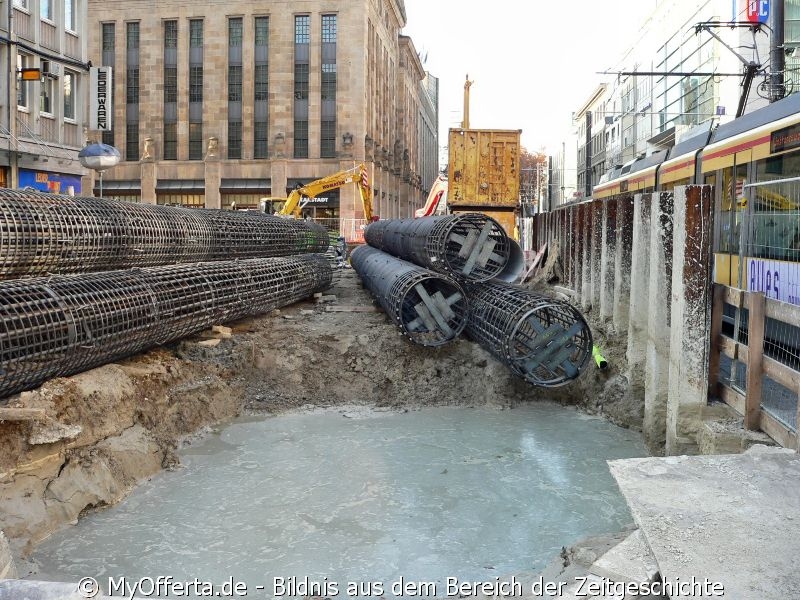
(19, 169, 82, 195)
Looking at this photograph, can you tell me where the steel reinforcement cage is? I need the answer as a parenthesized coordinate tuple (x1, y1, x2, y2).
(0, 189, 330, 278)
(364, 213, 522, 283)
(350, 245, 469, 347)
(0, 255, 332, 399)
(465, 280, 593, 387)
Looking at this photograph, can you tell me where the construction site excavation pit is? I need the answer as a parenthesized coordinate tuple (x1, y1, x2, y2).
(30, 404, 646, 594)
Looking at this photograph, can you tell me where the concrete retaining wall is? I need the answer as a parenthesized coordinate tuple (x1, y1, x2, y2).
(536, 186, 714, 455)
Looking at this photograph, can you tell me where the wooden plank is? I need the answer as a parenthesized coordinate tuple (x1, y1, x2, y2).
(764, 296, 800, 325)
(722, 286, 743, 307)
(708, 285, 725, 398)
(520, 243, 548, 283)
(0, 407, 47, 421)
(719, 382, 745, 415)
(763, 355, 800, 392)
(745, 291, 766, 430)
(759, 409, 795, 450)
(718, 335, 748, 363)
(324, 305, 381, 313)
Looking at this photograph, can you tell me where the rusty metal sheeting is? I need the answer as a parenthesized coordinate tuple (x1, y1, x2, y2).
(364, 213, 514, 283)
(0, 188, 329, 278)
(0, 255, 331, 399)
(350, 245, 468, 347)
(465, 281, 592, 387)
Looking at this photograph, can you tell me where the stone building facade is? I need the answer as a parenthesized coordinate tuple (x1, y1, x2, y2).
(85, 0, 439, 228)
(0, 0, 89, 193)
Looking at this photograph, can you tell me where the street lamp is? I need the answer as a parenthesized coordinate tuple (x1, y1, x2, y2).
(78, 142, 120, 198)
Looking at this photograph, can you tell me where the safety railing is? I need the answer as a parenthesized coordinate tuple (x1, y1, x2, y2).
(709, 284, 800, 449)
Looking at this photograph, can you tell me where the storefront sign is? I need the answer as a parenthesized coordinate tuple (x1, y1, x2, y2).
(19, 169, 82, 194)
(89, 67, 113, 131)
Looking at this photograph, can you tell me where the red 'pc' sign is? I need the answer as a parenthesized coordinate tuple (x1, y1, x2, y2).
(746, 0, 769, 23)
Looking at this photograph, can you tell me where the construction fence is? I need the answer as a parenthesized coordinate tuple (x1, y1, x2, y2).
(530, 185, 800, 453)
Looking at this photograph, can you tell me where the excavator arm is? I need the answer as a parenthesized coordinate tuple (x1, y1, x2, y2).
(277, 164, 374, 220)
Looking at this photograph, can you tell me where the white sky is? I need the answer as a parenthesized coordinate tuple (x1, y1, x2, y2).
(402, 0, 658, 154)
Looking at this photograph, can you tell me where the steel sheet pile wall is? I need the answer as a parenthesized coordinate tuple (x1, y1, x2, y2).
(350, 245, 467, 346)
(365, 213, 517, 283)
(0, 255, 332, 398)
(465, 280, 593, 387)
(0, 189, 329, 278)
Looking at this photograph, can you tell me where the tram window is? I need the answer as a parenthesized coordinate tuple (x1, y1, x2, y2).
(718, 167, 742, 254)
(751, 149, 800, 261)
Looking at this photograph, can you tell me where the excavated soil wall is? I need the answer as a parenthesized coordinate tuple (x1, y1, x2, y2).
(0, 270, 640, 571)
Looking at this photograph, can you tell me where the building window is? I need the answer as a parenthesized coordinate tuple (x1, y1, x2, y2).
(295, 15, 309, 43)
(13, 0, 28, 9)
(65, 0, 75, 31)
(126, 121, 139, 160)
(102, 23, 115, 50)
(163, 123, 177, 160)
(40, 61, 53, 114)
(190, 66, 203, 102)
(126, 68, 139, 104)
(228, 65, 242, 101)
(40, 0, 52, 20)
(229, 17, 242, 47)
(321, 64, 336, 101)
(254, 122, 268, 159)
(190, 19, 203, 48)
(63, 71, 75, 120)
(321, 120, 336, 158)
(16, 54, 29, 108)
(294, 63, 309, 101)
(254, 65, 268, 101)
(322, 13, 336, 43)
(228, 121, 242, 159)
(321, 14, 337, 158)
(164, 67, 177, 103)
(101, 23, 115, 146)
(126, 21, 139, 49)
(189, 123, 203, 160)
(255, 16, 269, 46)
(294, 120, 308, 159)
(164, 20, 177, 49)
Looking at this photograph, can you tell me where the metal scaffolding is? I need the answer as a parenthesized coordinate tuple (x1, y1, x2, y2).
(0, 255, 332, 399)
(0, 189, 330, 278)
(364, 213, 522, 282)
(465, 280, 593, 387)
(350, 245, 468, 347)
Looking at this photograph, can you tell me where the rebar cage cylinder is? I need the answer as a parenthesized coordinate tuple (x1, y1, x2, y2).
(465, 281, 593, 387)
(364, 213, 516, 283)
(0, 255, 332, 399)
(0, 189, 329, 278)
(350, 245, 468, 347)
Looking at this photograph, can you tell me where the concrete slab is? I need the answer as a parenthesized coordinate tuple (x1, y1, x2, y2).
(0, 580, 141, 599)
(590, 530, 659, 584)
(609, 447, 800, 600)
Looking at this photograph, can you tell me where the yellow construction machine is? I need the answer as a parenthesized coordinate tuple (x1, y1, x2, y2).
(260, 163, 374, 220)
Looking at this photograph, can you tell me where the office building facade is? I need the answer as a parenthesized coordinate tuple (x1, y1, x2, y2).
(87, 0, 439, 226)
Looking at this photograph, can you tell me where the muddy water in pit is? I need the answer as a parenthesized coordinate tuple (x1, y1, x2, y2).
(32, 405, 645, 595)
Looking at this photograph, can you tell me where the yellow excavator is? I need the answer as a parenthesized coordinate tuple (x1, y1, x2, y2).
(260, 163, 374, 220)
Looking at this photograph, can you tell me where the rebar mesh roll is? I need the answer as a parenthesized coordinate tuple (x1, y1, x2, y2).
(364, 213, 518, 282)
(0, 255, 332, 399)
(0, 189, 329, 278)
(350, 245, 468, 347)
(465, 281, 592, 387)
